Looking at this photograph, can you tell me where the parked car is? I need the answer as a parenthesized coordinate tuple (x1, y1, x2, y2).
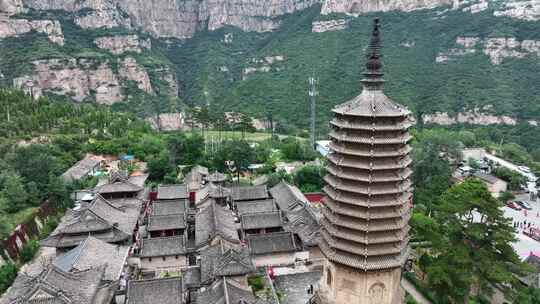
(506, 201, 522, 211)
(516, 200, 532, 210)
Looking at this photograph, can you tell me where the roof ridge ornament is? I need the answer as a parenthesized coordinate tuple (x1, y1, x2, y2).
(362, 18, 385, 90)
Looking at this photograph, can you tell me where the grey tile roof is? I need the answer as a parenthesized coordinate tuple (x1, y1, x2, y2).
(231, 185, 268, 202)
(61, 154, 102, 182)
(126, 277, 184, 304)
(269, 182, 320, 246)
(241, 211, 283, 230)
(269, 182, 307, 212)
(96, 176, 143, 194)
(53, 236, 129, 282)
(205, 172, 227, 183)
(147, 214, 186, 231)
(207, 183, 231, 199)
(273, 271, 322, 304)
(235, 199, 276, 215)
(332, 89, 411, 118)
(3, 265, 108, 304)
(140, 236, 186, 258)
(284, 206, 320, 247)
(247, 232, 297, 255)
(183, 267, 201, 289)
(196, 278, 267, 304)
(128, 174, 149, 188)
(195, 202, 239, 247)
(41, 195, 141, 248)
(157, 184, 188, 200)
(152, 200, 186, 216)
(199, 242, 255, 284)
(473, 172, 506, 185)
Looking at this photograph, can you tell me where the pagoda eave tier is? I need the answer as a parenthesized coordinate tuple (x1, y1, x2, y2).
(320, 229, 410, 256)
(331, 90, 411, 118)
(327, 154, 412, 170)
(329, 142, 412, 157)
(330, 119, 414, 131)
(321, 219, 410, 245)
(323, 186, 412, 208)
(329, 131, 412, 145)
(322, 207, 411, 232)
(326, 164, 413, 182)
(319, 237, 411, 271)
(323, 197, 409, 219)
(324, 175, 412, 196)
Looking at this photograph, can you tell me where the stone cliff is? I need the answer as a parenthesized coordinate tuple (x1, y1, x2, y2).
(13, 57, 176, 104)
(18, 0, 318, 39)
(0, 17, 64, 45)
(321, 0, 455, 15)
(437, 36, 540, 64)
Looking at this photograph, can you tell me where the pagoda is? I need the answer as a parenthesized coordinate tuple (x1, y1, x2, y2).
(316, 18, 414, 304)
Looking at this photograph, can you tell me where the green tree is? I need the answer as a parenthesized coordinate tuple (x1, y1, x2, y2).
(417, 179, 526, 303)
(0, 262, 17, 294)
(293, 165, 326, 192)
(492, 167, 527, 191)
(0, 172, 29, 213)
(147, 151, 174, 181)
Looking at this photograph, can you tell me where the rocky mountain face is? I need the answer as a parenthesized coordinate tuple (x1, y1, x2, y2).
(0, 0, 539, 125)
(18, 0, 318, 38)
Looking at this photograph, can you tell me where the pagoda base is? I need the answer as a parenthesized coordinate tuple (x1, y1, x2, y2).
(316, 260, 403, 304)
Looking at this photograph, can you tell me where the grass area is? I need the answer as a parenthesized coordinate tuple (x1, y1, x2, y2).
(0, 208, 38, 238)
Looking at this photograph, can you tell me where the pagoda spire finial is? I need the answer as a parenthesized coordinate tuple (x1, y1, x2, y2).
(362, 18, 384, 89)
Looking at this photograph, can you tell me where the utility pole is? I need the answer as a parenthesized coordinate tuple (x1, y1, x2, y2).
(308, 76, 318, 149)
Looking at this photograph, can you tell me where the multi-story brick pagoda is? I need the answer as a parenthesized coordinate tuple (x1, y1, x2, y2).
(315, 18, 414, 304)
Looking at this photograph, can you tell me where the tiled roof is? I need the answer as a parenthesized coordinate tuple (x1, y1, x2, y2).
(41, 195, 141, 248)
(53, 236, 129, 282)
(332, 89, 411, 118)
(205, 172, 227, 183)
(152, 201, 186, 216)
(61, 154, 102, 182)
(231, 185, 268, 202)
(199, 242, 255, 284)
(284, 207, 320, 247)
(269, 182, 320, 246)
(195, 202, 239, 247)
(247, 232, 297, 255)
(273, 271, 322, 304)
(235, 199, 276, 215)
(157, 184, 188, 200)
(126, 277, 184, 304)
(3, 265, 109, 304)
(140, 236, 186, 257)
(147, 214, 186, 232)
(269, 182, 307, 212)
(183, 267, 201, 289)
(195, 278, 267, 304)
(241, 211, 283, 230)
(96, 177, 142, 195)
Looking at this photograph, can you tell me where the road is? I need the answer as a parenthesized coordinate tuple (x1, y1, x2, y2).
(503, 193, 540, 259)
(484, 153, 537, 182)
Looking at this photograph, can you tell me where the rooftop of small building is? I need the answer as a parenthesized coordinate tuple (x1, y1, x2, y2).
(199, 241, 255, 284)
(273, 270, 323, 304)
(152, 200, 187, 216)
(236, 199, 276, 215)
(241, 211, 283, 230)
(53, 236, 129, 282)
(140, 236, 186, 258)
(195, 202, 240, 247)
(1, 264, 113, 304)
(126, 277, 184, 304)
(247, 231, 297, 255)
(147, 214, 186, 231)
(157, 184, 189, 200)
(231, 185, 268, 202)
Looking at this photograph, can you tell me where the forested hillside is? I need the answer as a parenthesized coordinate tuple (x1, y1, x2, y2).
(1, 1, 539, 131)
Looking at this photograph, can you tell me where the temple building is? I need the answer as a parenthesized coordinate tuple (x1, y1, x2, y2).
(315, 18, 414, 304)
